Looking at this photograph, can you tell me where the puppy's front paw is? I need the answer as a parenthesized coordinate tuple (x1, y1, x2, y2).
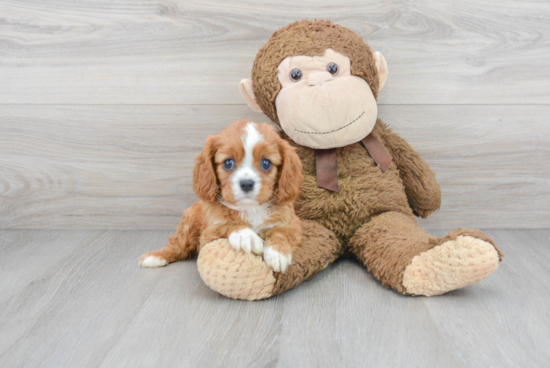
(228, 228, 264, 255)
(263, 246, 292, 273)
(139, 252, 168, 268)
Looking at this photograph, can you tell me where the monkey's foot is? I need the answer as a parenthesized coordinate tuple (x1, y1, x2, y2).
(402, 235, 501, 296)
(198, 239, 276, 300)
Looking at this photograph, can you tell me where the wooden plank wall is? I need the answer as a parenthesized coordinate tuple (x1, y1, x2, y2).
(1, 0, 549, 230)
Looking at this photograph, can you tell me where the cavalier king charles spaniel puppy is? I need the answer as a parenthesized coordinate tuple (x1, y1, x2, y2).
(139, 120, 303, 273)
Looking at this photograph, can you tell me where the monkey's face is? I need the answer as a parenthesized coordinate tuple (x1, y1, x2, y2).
(274, 49, 378, 149)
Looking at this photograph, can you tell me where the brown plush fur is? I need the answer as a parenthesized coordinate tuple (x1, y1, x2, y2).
(267, 21, 500, 293)
(252, 19, 380, 124)
(349, 212, 503, 294)
(289, 119, 443, 243)
(349, 211, 438, 294)
(197, 20, 503, 299)
(272, 220, 342, 296)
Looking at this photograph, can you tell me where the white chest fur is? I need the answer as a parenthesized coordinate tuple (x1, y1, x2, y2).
(220, 201, 273, 232)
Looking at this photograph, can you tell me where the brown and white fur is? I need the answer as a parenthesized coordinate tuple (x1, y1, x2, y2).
(139, 120, 303, 273)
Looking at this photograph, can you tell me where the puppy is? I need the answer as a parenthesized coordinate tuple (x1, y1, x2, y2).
(139, 120, 303, 273)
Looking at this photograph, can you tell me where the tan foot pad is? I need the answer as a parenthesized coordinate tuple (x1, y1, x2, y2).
(197, 239, 276, 300)
(402, 236, 500, 296)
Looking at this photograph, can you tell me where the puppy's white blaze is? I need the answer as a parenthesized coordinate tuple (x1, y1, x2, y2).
(140, 256, 167, 268)
(221, 201, 272, 228)
(231, 122, 263, 202)
(244, 122, 263, 151)
(263, 246, 292, 273)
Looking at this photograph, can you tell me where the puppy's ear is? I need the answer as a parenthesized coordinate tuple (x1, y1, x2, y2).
(276, 139, 303, 205)
(193, 136, 219, 202)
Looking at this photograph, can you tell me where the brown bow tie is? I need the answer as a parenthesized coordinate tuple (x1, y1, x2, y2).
(316, 134, 392, 192)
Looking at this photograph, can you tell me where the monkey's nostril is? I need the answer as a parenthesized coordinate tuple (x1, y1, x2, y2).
(240, 180, 255, 193)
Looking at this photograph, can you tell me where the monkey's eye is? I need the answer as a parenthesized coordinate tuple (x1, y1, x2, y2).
(326, 63, 338, 75)
(289, 68, 303, 82)
(260, 158, 272, 171)
(223, 159, 235, 170)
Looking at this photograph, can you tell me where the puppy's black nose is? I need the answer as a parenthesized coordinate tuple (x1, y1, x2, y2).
(240, 180, 255, 193)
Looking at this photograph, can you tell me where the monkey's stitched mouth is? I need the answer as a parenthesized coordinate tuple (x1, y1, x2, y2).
(294, 111, 365, 135)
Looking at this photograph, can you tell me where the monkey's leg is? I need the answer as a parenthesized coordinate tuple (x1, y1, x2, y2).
(197, 220, 342, 300)
(349, 212, 503, 296)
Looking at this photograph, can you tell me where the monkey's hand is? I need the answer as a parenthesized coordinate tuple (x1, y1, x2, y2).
(376, 121, 442, 218)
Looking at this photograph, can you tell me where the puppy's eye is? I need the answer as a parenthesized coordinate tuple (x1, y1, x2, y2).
(223, 159, 235, 170)
(289, 68, 302, 82)
(261, 158, 272, 171)
(326, 63, 338, 75)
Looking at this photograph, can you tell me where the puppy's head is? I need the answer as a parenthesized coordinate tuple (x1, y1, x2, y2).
(193, 120, 302, 206)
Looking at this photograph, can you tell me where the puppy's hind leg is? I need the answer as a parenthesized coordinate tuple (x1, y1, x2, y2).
(139, 202, 204, 268)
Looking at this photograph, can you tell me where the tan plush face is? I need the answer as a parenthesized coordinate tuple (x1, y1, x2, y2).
(274, 49, 378, 149)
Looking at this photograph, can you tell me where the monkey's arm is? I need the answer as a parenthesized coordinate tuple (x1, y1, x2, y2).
(375, 121, 442, 218)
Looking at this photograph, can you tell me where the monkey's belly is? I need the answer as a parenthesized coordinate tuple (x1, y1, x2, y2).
(294, 162, 413, 242)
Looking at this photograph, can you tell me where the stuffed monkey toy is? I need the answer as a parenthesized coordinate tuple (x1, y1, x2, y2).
(197, 20, 503, 300)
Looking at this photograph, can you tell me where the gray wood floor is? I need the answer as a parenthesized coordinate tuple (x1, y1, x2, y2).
(0, 229, 548, 368)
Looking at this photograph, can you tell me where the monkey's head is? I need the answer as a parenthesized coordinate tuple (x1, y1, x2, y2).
(240, 20, 388, 150)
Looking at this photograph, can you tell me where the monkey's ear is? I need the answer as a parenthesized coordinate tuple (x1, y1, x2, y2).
(239, 79, 263, 113)
(373, 52, 388, 91)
